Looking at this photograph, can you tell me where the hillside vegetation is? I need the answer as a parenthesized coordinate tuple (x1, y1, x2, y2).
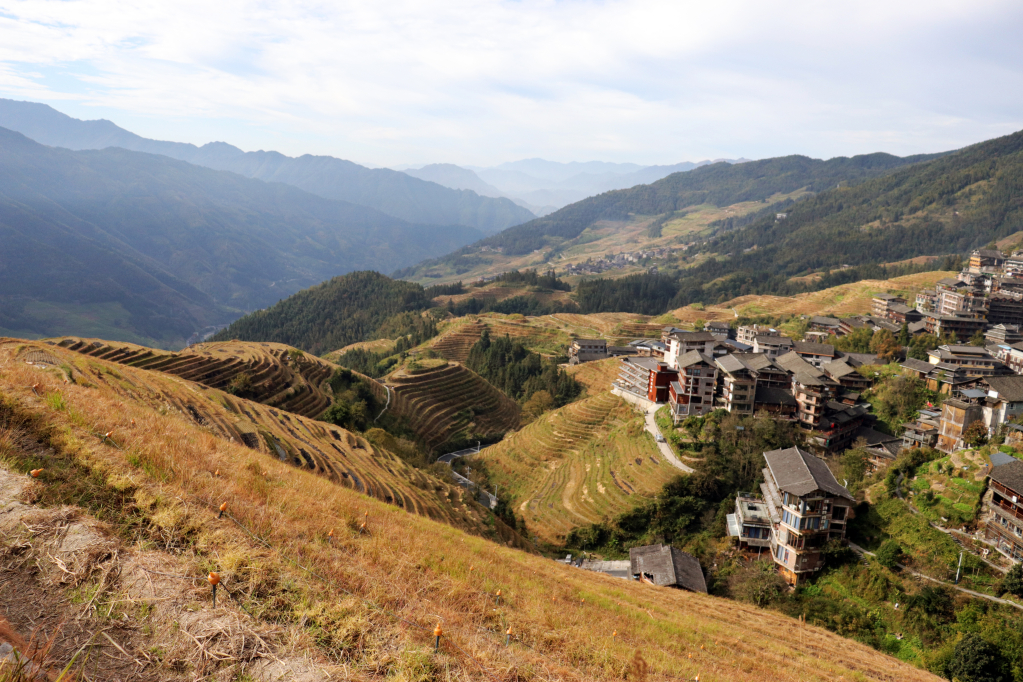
(399, 150, 942, 281)
(0, 338, 939, 681)
(0, 97, 535, 233)
(575, 128, 1023, 312)
(474, 393, 679, 545)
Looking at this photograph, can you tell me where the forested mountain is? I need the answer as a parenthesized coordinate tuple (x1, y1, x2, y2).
(400, 149, 944, 278)
(210, 271, 434, 355)
(576, 128, 1023, 313)
(0, 98, 535, 233)
(0, 128, 480, 346)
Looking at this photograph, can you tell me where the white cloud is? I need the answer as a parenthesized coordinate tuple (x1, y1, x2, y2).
(0, 0, 1020, 165)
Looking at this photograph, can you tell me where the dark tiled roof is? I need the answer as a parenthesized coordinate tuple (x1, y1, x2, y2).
(984, 375, 1023, 402)
(839, 352, 881, 367)
(775, 351, 817, 375)
(990, 460, 1023, 495)
(990, 452, 1018, 467)
(669, 331, 716, 342)
(810, 316, 841, 326)
(763, 447, 853, 500)
(629, 545, 707, 593)
(823, 360, 858, 380)
(975, 249, 1004, 259)
(793, 341, 835, 356)
(754, 386, 797, 406)
(889, 303, 913, 314)
(901, 358, 934, 373)
(874, 293, 904, 300)
(676, 350, 715, 369)
(852, 425, 901, 447)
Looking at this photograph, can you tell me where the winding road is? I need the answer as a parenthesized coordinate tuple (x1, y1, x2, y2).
(437, 445, 498, 509)
(643, 411, 694, 473)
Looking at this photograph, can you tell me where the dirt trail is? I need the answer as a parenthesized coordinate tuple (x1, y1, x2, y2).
(0, 467, 329, 682)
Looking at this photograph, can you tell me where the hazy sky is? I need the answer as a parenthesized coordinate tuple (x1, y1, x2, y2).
(1, 0, 1021, 167)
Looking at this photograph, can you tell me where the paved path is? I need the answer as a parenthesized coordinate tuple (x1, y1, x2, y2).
(643, 411, 694, 473)
(437, 446, 498, 509)
(849, 542, 1022, 611)
(373, 384, 391, 422)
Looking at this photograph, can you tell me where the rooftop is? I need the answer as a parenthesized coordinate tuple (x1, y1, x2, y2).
(984, 375, 1023, 402)
(763, 446, 854, 500)
(677, 350, 715, 369)
(990, 460, 1023, 495)
(793, 341, 835, 356)
(629, 545, 707, 593)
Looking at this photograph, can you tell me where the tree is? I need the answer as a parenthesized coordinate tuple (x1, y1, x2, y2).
(898, 323, 910, 346)
(875, 540, 902, 569)
(729, 560, 786, 607)
(522, 390, 555, 420)
(1001, 563, 1023, 598)
(947, 634, 1009, 682)
(963, 420, 989, 448)
(969, 329, 987, 347)
(841, 444, 868, 486)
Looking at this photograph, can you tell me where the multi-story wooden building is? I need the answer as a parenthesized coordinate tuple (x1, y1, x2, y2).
(872, 293, 906, 319)
(668, 351, 718, 421)
(969, 248, 1006, 272)
(759, 447, 854, 584)
(792, 341, 835, 367)
(935, 398, 984, 453)
(714, 353, 758, 414)
(921, 312, 988, 342)
(984, 456, 1023, 561)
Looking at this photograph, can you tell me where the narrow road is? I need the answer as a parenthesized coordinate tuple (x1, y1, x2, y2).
(437, 445, 498, 509)
(373, 385, 391, 422)
(849, 542, 1022, 611)
(643, 411, 694, 473)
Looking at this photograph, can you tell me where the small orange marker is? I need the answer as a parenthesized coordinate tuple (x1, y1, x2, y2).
(218, 502, 227, 519)
(214, 469, 220, 477)
(495, 589, 502, 605)
(130, 419, 136, 426)
(612, 630, 617, 639)
(434, 623, 443, 652)
(505, 625, 512, 646)
(208, 571, 221, 606)
(30, 469, 43, 478)
(328, 529, 335, 541)
(359, 522, 366, 533)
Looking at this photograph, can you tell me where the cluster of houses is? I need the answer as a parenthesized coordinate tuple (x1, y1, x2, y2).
(603, 323, 886, 456)
(561, 246, 689, 277)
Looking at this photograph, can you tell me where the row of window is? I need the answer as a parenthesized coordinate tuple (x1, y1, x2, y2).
(781, 509, 828, 531)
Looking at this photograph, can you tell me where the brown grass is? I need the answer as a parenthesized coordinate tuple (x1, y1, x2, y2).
(565, 359, 620, 396)
(670, 272, 954, 323)
(0, 338, 941, 681)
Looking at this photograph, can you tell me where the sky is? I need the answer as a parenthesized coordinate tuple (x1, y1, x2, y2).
(0, 0, 1021, 168)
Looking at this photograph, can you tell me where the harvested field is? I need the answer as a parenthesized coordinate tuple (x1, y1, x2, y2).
(671, 272, 954, 323)
(566, 358, 620, 396)
(429, 315, 567, 361)
(52, 338, 339, 420)
(0, 336, 941, 681)
(322, 338, 396, 362)
(476, 393, 677, 545)
(9, 339, 492, 534)
(387, 361, 520, 449)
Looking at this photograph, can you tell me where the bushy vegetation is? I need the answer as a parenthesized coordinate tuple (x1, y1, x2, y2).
(212, 271, 434, 355)
(333, 313, 439, 377)
(320, 367, 383, 432)
(464, 330, 582, 408)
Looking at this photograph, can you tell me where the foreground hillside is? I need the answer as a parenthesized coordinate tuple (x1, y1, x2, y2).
(475, 393, 679, 545)
(0, 337, 939, 681)
(8, 339, 501, 537)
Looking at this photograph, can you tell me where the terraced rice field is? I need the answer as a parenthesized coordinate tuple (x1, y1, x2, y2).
(387, 362, 521, 449)
(613, 321, 665, 339)
(566, 358, 620, 396)
(670, 272, 954, 323)
(9, 340, 493, 532)
(476, 392, 677, 544)
(430, 282, 573, 308)
(429, 315, 567, 361)
(322, 338, 396, 363)
(52, 338, 340, 419)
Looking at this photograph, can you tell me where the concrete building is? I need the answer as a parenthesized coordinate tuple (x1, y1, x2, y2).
(737, 324, 779, 346)
(568, 338, 608, 365)
(663, 330, 716, 369)
(727, 493, 773, 551)
(668, 351, 718, 422)
(872, 293, 906, 319)
(753, 334, 794, 358)
(615, 357, 679, 404)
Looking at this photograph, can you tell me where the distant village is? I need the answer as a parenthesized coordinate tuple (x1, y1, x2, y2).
(564, 247, 1023, 584)
(561, 245, 690, 276)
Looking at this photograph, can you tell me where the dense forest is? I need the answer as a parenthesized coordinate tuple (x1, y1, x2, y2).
(211, 271, 433, 355)
(464, 331, 581, 410)
(333, 313, 439, 377)
(573, 129, 1023, 312)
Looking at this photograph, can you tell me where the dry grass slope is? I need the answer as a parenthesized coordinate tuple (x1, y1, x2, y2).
(387, 361, 521, 449)
(477, 393, 678, 545)
(565, 358, 621, 396)
(429, 315, 567, 362)
(0, 337, 940, 681)
(52, 338, 338, 420)
(15, 340, 500, 537)
(670, 271, 953, 323)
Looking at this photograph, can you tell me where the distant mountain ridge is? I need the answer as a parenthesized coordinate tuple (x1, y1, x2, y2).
(0, 98, 535, 233)
(0, 127, 482, 347)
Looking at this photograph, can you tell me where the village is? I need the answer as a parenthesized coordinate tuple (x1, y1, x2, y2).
(558, 247, 1023, 590)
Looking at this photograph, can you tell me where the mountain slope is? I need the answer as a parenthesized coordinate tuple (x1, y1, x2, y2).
(0, 98, 535, 233)
(576, 128, 1023, 313)
(399, 149, 944, 281)
(0, 128, 477, 346)
(0, 338, 942, 681)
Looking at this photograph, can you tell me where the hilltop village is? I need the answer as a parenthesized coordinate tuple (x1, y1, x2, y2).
(556, 247, 1023, 587)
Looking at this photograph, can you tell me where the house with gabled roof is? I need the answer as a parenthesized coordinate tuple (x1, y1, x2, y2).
(629, 544, 707, 593)
(758, 447, 854, 584)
